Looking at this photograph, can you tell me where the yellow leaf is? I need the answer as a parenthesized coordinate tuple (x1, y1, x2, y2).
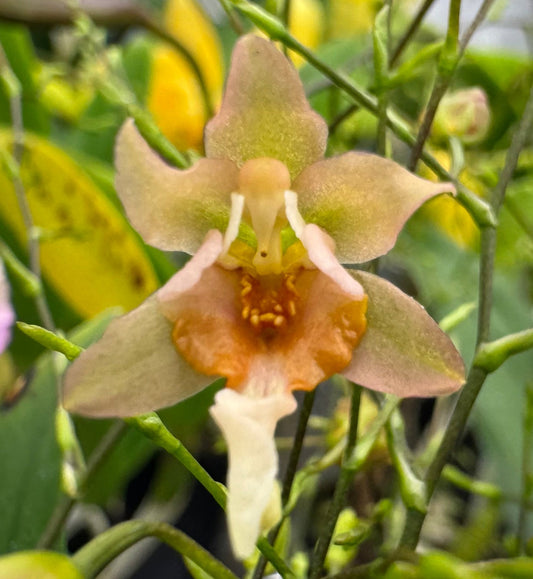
(0, 130, 159, 318)
(0, 551, 83, 579)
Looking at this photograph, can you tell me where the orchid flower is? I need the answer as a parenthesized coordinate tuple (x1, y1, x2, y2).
(63, 35, 465, 558)
(0, 258, 14, 354)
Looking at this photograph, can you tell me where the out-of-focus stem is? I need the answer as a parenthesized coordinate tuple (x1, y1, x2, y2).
(309, 384, 361, 579)
(0, 43, 55, 332)
(389, 0, 436, 67)
(400, 76, 533, 552)
(408, 0, 461, 171)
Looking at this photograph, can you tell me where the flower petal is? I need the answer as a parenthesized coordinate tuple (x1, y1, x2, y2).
(162, 235, 367, 395)
(158, 229, 225, 306)
(209, 388, 297, 558)
(204, 35, 327, 179)
(278, 268, 367, 391)
(293, 153, 456, 263)
(299, 223, 365, 299)
(115, 119, 239, 252)
(343, 271, 465, 396)
(63, 294, 213, 417)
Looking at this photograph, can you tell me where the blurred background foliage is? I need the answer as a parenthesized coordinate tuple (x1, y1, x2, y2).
(0, 0, 532, 577)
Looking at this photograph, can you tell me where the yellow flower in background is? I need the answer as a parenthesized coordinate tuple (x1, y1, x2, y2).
(254, 0, 324, 67)
(147, 0, 224, 151)
(148, 47, 208, 151)
(287, 0, 325, 67)
(327, 0, 381, 38)
(163, 0, 223, 99)
(420, 150, 481, 249)
(419, 88, 492, 249)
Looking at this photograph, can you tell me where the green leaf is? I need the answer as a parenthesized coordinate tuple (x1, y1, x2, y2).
(0, 310, 117, 554)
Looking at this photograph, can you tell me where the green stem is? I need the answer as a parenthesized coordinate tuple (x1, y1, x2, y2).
(282, 0, 292, 29)
(0, 42, 56, 332)
(400, 365, 488, 549)
(474, 328, 533, 372)
(308, 394, 399, 577)
(72, 520, 237, 579)
(0, 241, 41, 298)
(308, 384, 362, 579)
(399, 82, 533, 551)
(386, 409, 427, 513)
(374, 5, 391, 157)
(491, 83, 533, 212)
(408, 0, 496, 170)
(126, 103, 189, 169)
(38, 421, 128, 548)
(255, 537, 295, 578)
(408, 0, 461, 171)
(442, 465, 502, 501)
(282, 390, 317, 504)
(16, 322, 83, 361)
(476, 226, 496, 345)
(125, 413, 227, 509)
(66, 9, 190, 170)
(251, 390, 316, 579)
(328, 103, 359, 135)
(122, 414, 292, 571)
(389, 0, 436, 67)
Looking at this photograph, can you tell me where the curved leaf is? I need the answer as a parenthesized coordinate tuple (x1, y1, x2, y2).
(0, 130, 159, 318)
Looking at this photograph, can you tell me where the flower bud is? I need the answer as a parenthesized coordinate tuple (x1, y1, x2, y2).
(432, 88, 491, 144)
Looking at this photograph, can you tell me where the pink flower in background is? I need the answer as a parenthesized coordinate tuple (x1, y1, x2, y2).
(0, 259, 15, 354)
(63, 35, 465, 558)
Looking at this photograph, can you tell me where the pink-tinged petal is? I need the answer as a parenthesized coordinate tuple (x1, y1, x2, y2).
(293, 153, 456, 263)
(343, 271, 465, 397)
(63, 295, 213, 417)
(158, 229, 224, 312)
(0, 260, 14, 353)
(210, 388, 297, 558)
(115, 119, 239, 252)
(204, 35, 327, 179)
(300, 224, 365, 299)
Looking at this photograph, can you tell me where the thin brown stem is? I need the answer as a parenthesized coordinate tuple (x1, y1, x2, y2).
(309, 384, 361, 579)
(389, 0, 436, 68)
(408, 0, 461, 171)
(458, 0, 496, 57)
